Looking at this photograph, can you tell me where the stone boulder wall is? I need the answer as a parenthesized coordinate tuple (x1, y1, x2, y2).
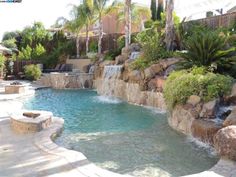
(94, 79, 166, 110)
(214, 126, 236, 160)
(168, 95, 225, 144)
(223, 107, 236, 127)
(37, 73, 93, 89)
(191, 119, 222, 144)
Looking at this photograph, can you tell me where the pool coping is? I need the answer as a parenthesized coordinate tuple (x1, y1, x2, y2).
(1, 80, 236, 177)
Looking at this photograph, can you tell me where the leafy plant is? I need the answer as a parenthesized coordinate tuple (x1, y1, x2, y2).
(0, 54, 6, 69)
(32, 43, 46, 60)
(24, 64, 41, 81)
(130, 56, 151, 70)
(18, 45, 32, 60)
(136, 30, 173, 62)
(89, 40, 98, 53)
(163, 67, 234, 109)
(180, 30, 236, 72)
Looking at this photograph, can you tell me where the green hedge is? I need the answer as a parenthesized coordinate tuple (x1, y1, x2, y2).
(163, 67, 234, 110)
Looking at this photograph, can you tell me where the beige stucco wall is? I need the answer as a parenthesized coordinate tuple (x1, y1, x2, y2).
(66, 59, 91, 71)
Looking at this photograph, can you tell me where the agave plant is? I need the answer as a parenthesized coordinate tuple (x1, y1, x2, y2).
(180, 29, 236, 73)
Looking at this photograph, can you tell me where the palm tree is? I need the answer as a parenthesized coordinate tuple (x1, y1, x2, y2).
(83, 0, 95, 55)
(157, 0, 164, 20)
(112, 2, 150, 35)
(65, 5, 85, 58)
(125, 0, 132, 48)
(165, 0, 175, 51)
(93, 0, 110, 56)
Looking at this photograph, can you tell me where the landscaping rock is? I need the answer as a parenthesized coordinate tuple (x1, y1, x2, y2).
(149, 64, 163, 75)
(159, 58, 182, 69)
(147, 77, 165, 92)
(227, 83, 236, 104)
(130, 43, 141, 51)
(214, 126, 236, 160)
(82, 65, 90, 73)
(200, 100, 218, 119)
(115, 55, 127, 65)
(223, 108, 236, 127)
(121, 47, 131, 56)
(191, 119, 222, 144)
(187, 95, 201, 107)
(128, 70, 143, 83)
(144, 67, 155, 79)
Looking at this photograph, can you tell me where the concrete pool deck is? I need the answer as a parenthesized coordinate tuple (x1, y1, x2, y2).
(0, 80, 236, 177)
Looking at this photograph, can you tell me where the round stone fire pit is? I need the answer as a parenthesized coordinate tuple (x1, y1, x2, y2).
(10, 110, 53, 133)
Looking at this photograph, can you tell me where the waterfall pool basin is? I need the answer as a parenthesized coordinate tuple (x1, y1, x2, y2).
(23, 89, 218, 177)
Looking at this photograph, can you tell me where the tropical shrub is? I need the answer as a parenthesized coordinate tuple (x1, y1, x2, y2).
(130, 56, 151, 70)
(32, 43, 46, 60)
(136, 31, 173, 62)
(163, 67, 234, 109)
(24, 64, 41, 81)
(89, 40, 98, 53)
(180, 29, 236, 73)
(18, 45, 32, 60)
(0, 54, 5, 69)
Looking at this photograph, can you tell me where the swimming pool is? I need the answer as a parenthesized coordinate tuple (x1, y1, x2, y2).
(24, 89, 218, 177)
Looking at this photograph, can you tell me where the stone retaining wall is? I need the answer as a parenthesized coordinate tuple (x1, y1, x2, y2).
(95, 79, 166, 110)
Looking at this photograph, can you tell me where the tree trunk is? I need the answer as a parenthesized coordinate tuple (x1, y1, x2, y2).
(165, 0, 175, 51)
(125, 0, 131, 48)
(98, 13, 103, 57)
(86, 24, 89, 56)
(150, 0, 157, 21)
(76, 35, 80, 58)
(157, 0, 164, 20)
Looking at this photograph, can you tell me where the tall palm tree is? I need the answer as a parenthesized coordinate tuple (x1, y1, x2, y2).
(114, 2, 151, 32)
(165, 0, 175, 51)
(125, 0, 132, 48)
(93, 0, 110, 56)
(83, 0, 95, 55)
(157, 0, 164, 20)
(65, 4, 87, 58)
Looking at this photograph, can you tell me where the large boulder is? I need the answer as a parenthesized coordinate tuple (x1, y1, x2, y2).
(144, 67, 155, 80)
(82, 65, 90, 73)
(223, 107, 236, 127)
(191, 119, 222, 144)
(130, 43, 141, 52)
(200, 100, 218, 119)
(147, 77, 166, 92)
(226, 83, 236, 105)
(159, 58, 182, 70)
(214, 126, 236, 160)
(187, 95, 201, 107)
(168, 105, 199, 135)
(115, 55, 127, 65)
(128, 70, 143, 83)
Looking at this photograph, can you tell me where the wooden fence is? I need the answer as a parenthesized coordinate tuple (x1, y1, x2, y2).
(189, 12, 236, 29)
(13, 60, 40, 75)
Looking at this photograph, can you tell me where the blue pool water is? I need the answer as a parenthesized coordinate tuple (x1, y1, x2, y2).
(24, 89, 218, 177)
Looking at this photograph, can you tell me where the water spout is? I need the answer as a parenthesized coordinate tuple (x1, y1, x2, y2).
(129, 52, 140, 60)
(103, 65, 123, 79)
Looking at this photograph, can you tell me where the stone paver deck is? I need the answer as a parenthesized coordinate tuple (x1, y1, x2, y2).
(0, 80, 236, 177)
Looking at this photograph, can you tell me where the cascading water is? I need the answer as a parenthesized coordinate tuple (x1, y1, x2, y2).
(100, 65, 123, 98)
(89, 65, 95, 74)
(129, 51, 140, 60)
(103, 65, 123, 79)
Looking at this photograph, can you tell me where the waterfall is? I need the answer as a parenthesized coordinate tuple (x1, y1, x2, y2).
(103, 65, 123, 79)
(89, 65, 95, 74)
(129, 52, 140, 60)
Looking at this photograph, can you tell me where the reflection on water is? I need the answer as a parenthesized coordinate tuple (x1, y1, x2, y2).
(24, 89, 219, 177)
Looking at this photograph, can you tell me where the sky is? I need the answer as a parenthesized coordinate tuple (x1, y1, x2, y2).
(0, 0, 235, 41)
